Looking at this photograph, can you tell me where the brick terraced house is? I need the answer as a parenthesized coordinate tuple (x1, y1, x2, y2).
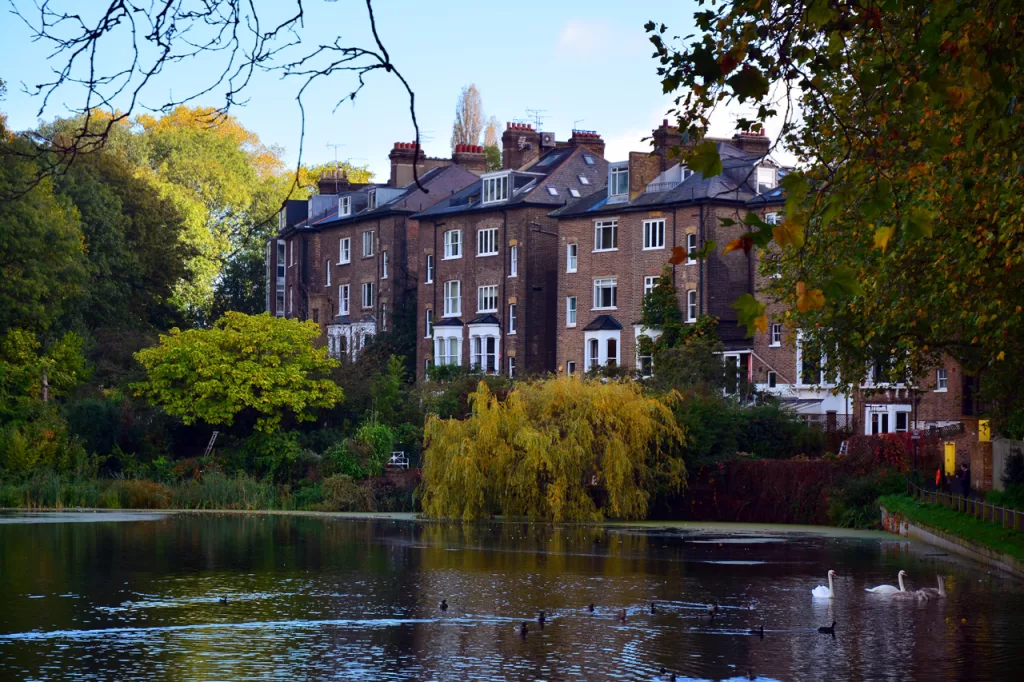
(266, 146, 484, 358)
(551, 121, 798, 383)
(412, 124, 608, 379)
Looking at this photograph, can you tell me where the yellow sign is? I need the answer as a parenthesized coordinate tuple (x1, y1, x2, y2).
(944, 442, 956, 476)
(979, 420, 991, 442)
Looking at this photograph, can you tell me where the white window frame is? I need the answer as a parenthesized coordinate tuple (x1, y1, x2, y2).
(546, 186, 559, 196)
(643, 276, 658, 297)
(444, 229, 462, 260)
(381, 251, 388, 279)
(435, 334, 462, 367)
(508, 356, 516, 377)
(288, 286, 293, 314)
(340, 196, 351, 217)
(361, 281, 374, 309)
(936, 368, 948, 392)
(477, 227, 498, 257)
(425, 254, 434, 283)
(509, 246, 518, 277)
(770, 323, 782, 347)
(368, 189, 377, 210)
(339, 238, 351, 265)
(567, 243, 578, 273)
(686, 233, 698, 264)
(578, 175, 590, 185)
(686, 290, 697, 322)
(508, 304, 517, 334)
(593, 278, 617, 310)
(477, 285, 498, 313)
(443, 280, 462, 317)
(481, 172, 510, 205)
(757, 166, 777, 194)
(289, 240, 294, 267)
(643, 219, 666, 250)
(609, 165, 629, 196)
(362, 230, 374, 258)
(766, 370, 778, 388)
(381, 302, 387, 331)
(425, 309, 433, 338)
(326, 260, 331, 288)
(583, 154, 595, 166)
(566, 360, 577, 376)
(566, 296, 577, 327)
(569, 188, 581, 198)
(594, 220, 618, 252)
(339, 284, 350, 316)
(585, 330, 620, 369)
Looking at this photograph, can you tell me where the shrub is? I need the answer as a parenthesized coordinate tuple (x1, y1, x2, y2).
(986, 483, 1024, 511)
(735, 402, 823, 459)
(318, 474, 374, 512)
(827, 469, 906, 528)
(1002, 448, 1024, 488)
(110, 479, 172, 509)
(170, 472, 278, 510)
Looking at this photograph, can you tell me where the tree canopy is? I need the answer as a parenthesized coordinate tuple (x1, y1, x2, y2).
(421, 378, 685, 522)
(133, 312, 343, 433)
(650, 1, 1024, 421)
(450, 84, 485, 151)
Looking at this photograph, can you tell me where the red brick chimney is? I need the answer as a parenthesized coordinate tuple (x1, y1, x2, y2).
(388, 142, 452, 187)
(568, 130, 605, 158)
(651, 119, 684, 171)
(318, 169, 371, 195)
(501, 122, 541, 170)
(451, 144, 487, 175)
(731, 129, 771, 158)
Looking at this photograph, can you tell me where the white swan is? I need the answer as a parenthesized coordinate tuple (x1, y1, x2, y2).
(866, 570, 907, 594)
(812, 570, 837, 599)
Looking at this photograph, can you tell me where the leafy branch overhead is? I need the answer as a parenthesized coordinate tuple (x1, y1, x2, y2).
(648, 1, 1024, 412)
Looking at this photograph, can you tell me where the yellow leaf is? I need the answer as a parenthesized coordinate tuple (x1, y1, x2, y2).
(723, 238, 746, 255)
(754, 314, 769, 334)
(773, 220, 805, 248)
(796, 281, 825, 312)
(998, 351, 1006, 361)
(874, 226, 895, 252)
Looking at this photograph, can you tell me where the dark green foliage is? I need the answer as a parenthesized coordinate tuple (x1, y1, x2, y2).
(986, 484, 1024, 512)
(1001, 448, 1024, 488)
(827, 469, 906, 528)
(736, 403, 823, 459)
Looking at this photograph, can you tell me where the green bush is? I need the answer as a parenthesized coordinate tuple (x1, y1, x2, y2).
(318, 474, 374, 512)
(110, 479, 172, 508)
(827, 469, 906, 528)
(986, 483, 1024, 511)
(736, 402, 823, 459)
(64, 398, 121, 457)
(1001, 448, 1024, 488)
(672, 396, 740, 465)
(171, 472, 278, 510)
(0, 413, 93, 476)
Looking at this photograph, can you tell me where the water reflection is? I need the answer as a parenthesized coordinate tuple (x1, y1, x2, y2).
(0, 513, 1021, 681)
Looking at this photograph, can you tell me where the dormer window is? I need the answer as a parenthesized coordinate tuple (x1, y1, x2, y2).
(757, 166, 777, 194)
(609, 164, 629, 196)
(481, 172, 510, 204)
(339, 196, 351, 217)
(368, 189, 377, 210)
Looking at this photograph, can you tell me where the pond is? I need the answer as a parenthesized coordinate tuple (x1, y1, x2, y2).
(1, 512, 1022, 681)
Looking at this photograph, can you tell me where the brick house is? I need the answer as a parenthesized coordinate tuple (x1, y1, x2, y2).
(551, 122, 797, 381)
(266, 147, 484, 359)
(412, 124, 609, 379)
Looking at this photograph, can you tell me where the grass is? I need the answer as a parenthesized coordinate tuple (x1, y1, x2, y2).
(878, 494, 1024, 564)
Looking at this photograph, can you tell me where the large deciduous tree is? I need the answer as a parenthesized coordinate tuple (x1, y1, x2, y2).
(421, 378, 685, 521)
(650, 1, 1024, 424)
(450, 84, 485, 152)
(133, 312, 343, 433)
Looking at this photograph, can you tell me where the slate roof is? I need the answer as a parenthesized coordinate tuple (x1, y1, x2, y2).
(468, 314, 500, 325)
(552, 142, 784, 218)
(583, 315, 624, 331)
(433, 317, 464, 327)
(414, 146, 608, 219)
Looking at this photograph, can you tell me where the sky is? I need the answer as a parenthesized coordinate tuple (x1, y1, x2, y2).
(0, 0, 787, 180)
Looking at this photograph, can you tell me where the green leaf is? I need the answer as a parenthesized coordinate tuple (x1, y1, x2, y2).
(905, 208, 935, 238)
(823, 265, 864, 299)
(726, 65, 770, 101)
(696, 239, 717, 259)
(731, 293, 766, 337)
(686, 141, 723, 178)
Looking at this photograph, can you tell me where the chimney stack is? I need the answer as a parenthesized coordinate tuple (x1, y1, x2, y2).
(731, 129, 771, 158)
(501, 122, 541, 170)
(568, 129, 605, 158)
(452, 144, 488, 175)
(652, 119, 685, 172)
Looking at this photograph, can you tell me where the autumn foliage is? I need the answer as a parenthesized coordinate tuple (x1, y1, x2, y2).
(420, 377, 686, 522)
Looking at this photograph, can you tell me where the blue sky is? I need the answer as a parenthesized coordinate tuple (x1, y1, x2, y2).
(0, 0, 778, 180)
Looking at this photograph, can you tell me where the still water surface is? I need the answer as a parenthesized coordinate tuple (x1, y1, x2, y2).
(1, 512, 1022, 681)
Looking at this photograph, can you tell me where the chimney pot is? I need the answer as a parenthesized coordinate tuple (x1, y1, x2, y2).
(506, 122, 510, 130)
(663, 119, 668, 127)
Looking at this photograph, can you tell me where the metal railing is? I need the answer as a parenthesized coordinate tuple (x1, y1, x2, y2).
(906, 479, 1022, 531)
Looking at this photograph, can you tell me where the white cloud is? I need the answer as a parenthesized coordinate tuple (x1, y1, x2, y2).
(554, 20, 613, 59)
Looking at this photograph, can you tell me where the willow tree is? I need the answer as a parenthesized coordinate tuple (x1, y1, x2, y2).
(421, 377, 685, 522)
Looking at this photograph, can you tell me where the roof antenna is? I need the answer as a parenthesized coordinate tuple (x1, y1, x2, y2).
(326, 143, 345, 170)
(526, 108, 549, 130)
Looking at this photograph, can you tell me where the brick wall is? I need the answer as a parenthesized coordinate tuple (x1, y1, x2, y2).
(415, 206, 558, 379)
